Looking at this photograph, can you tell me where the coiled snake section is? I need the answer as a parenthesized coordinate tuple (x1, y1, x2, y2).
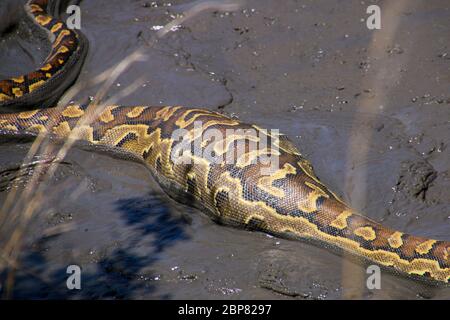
(0, 0, 449, 285)
(0, 0, 88, 110)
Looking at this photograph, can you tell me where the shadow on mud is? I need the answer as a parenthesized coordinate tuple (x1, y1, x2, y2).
(1, 193, 190, 299)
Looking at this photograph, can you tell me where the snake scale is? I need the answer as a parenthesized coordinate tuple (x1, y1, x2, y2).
(0, 0, 449, 285)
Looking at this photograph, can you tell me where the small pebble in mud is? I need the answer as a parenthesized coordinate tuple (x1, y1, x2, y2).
(142, 1, 158, 8)
(180, 274, 197, 281)
(359, 60, 370, 71)
(230, 113, 239, 119)
(387, 44, 404, 55)
(290, 105, 304, 112)
(218, 287, 242, 295)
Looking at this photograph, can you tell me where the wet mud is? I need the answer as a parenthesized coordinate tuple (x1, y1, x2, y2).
(0, 0, 449, 299)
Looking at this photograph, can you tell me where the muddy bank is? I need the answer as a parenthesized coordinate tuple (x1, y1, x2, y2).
(0, 0, 449, 299)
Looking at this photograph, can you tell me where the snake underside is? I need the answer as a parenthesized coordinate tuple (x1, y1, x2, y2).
(0, 0, 449, 286)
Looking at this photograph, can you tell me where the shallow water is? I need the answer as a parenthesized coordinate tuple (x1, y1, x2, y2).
(0, 0, 449, 299)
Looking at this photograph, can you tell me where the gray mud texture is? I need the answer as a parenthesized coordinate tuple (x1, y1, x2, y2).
(0, 0, 449, 299)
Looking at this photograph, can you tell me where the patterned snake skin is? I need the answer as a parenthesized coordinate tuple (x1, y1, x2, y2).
(0, 0, 449, 285)
(0, 0, 88, 110)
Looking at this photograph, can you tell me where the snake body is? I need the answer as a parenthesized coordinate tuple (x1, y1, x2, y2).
(0, 0, 449, 285)
(0, 0, 88, 110)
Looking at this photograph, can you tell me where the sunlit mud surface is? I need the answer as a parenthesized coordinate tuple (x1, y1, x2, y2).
(0, 0, 449, 299)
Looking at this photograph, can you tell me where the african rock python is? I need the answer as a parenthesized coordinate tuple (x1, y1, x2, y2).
(0, 0, 449, 285)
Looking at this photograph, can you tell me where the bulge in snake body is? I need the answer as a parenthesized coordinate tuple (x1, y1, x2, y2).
(0, 104, 448, 285)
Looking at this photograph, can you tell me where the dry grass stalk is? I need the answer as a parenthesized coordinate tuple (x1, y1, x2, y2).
(0, 0, 242, 298)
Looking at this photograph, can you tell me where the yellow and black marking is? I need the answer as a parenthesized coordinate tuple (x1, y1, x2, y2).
(0, 104, 449, 284)
(0, 0, 81, 105)
(0, 0, 449, 287)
